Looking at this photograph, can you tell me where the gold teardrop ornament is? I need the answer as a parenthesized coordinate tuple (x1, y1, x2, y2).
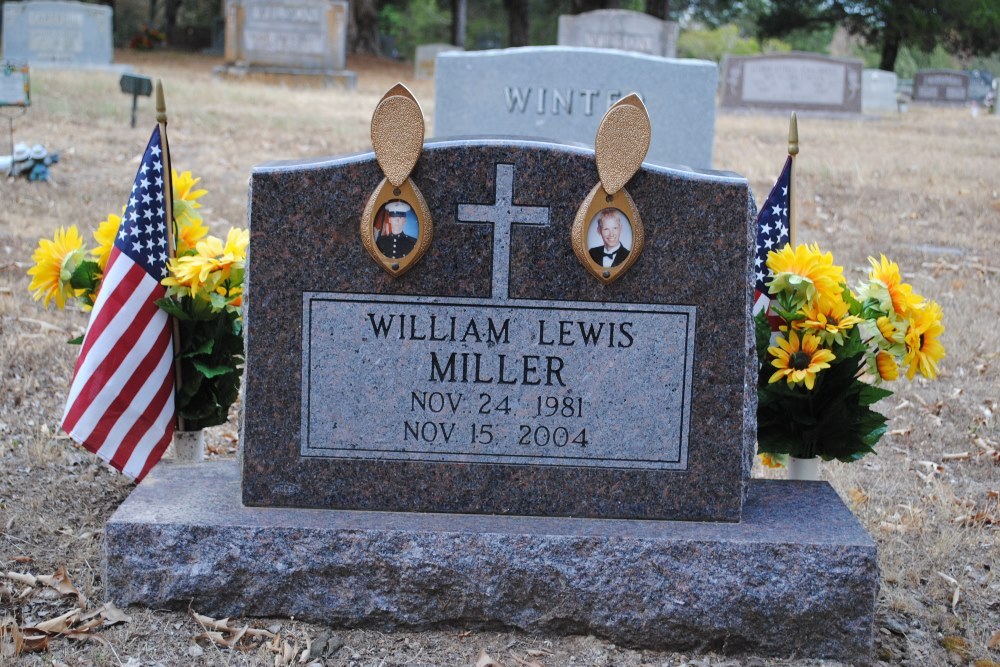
(572, 94, 650, 285)
(361, 83, 433, 277)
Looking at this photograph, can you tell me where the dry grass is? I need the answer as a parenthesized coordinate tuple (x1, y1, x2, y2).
(1, 50, 999, 666)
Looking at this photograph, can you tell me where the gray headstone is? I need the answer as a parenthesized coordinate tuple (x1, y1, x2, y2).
(720, 52, 863, 114)
(1, 0, 113, 67)
(414, 43, 461, 80)
(433, 47, 717, 169)
(862, 69, 898, 113)
(557, 9, 679, 58)
(221, 0, 355, 85)
(967, 69, 994, 102)
(241, 139, 752, 521)
(912, 69, 970, 104)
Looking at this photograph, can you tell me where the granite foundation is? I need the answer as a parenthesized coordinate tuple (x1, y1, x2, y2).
(105, 461, 877, 661)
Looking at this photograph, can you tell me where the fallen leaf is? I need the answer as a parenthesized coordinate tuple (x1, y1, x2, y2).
(29, 608, 80, 634)
(81, 602, 131, 626)
(2, 572, 37, 587)
(526, 649, 553, 657)
(988, 629, 1000, 649)
(12, 557, 32, 564)
(477, 649, 506, 667)
(36, 567, 86, 607)
(848, 488, 869, 506)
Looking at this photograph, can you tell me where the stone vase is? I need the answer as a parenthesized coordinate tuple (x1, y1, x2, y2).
(171, 430, 205, 462)
(787, 456, 819, 481)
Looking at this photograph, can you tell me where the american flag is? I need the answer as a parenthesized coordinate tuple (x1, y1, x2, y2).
(62, 126, 175, 481)
(753, 155, 792, 318)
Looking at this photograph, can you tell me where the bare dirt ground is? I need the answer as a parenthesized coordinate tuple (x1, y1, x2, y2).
(1, 50, 998, 667)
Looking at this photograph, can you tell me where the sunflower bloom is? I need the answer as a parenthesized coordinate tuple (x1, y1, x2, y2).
(795, 298, 864, 345)
(172, 169, 208, 234)
(759, 452, 787, 469)
(163, 228, 248, 299)
(176, 216, 209, 255)
(768, 330, 836, 390)
(875, 316, 902, 344)
(27, 225, 86, 309)
(766, 243, 845, 309)
(867, 255, 923, 317)
(875, 351, 899, 382)
(903, 301, 945, 380)
(91, 213, 120, 271)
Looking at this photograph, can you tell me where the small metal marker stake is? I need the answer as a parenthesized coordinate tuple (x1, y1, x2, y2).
(120, 74, 153, 128)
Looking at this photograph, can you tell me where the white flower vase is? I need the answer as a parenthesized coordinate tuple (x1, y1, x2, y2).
(171, 429, 205, 463)
(787, 456, 819, 481)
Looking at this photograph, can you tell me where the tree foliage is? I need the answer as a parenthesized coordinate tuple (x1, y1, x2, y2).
(753, 0, 1000, 71)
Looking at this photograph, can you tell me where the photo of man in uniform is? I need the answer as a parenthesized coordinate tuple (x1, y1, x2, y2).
(375, 200, 417, 259)
(588, 208, 631, 268)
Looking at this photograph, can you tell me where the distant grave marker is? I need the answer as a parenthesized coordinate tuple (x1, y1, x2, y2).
(413, 43, 461, 80)
(434, 47, 717, 169)
(1, 0, 113, 67)
(912, 69, 970, 104)
(720, 52, 863, 114)
(862, 69, 898, 113)
(219, 0, 356, 88)
(0, 63, 30, 107)
(557, 9, 679, 58)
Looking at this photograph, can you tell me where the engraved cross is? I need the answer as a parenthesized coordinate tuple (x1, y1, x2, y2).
(457, 163, 549, 300)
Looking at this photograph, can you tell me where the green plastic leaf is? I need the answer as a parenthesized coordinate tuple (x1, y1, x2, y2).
(192, 361, 235, 379)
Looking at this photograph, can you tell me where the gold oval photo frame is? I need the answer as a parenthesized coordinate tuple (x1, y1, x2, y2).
(572, 183, 644, 285)
(360, 177, 433, 277)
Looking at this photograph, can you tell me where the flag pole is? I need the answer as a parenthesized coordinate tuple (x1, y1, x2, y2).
(157, 80, 185, 433)
(787, 111, 799, 247)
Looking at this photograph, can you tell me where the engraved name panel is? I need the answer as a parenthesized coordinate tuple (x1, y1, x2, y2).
(302, 293, 696, 470)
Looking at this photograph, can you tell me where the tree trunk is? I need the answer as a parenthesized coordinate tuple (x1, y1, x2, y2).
(164, 0, 182, 33)
(503, 0, 529, 47)
(451, 0, 467, 48)
(644, 0, 671, 20)
(571, 0, 616, 13)
(879, 30, 900, 72)
(350, 0, 381, 55)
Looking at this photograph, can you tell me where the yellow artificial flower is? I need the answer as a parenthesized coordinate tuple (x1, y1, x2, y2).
(904, 301, 945, 380)
(766, 243, 845, 310)
(92, 213, 120, 271)
(875, 351, 899, 382)
(172, 169, 207, 209)
(768, 330, 836, 390)
(162, 228, 248, 298)
(795, 298, 864, 345)
(875, 316, 901, 344)
(759, 452, 787, 469)
(172, 169, 209, 240)
(867, 255, 923, 317)
(27, 225, 86, 309)
(176, 216, 209, 255)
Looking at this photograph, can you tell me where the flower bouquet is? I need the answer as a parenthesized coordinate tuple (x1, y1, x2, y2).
(27, 170, 247, 431)
(756, 243, 945, 467)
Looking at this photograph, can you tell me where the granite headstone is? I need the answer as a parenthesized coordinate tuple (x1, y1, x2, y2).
(557, 9, 679, 58)
(720, 52, 863, 114)
(103, 136, 879, 661)
(241, 139, 752, 522)
(414, 43, 461, 80)
(1, 0, 113, 67)
(912, 69, 970, 104)
(219, 0, 356, 87)
(862, 69, 898, 113)
(967, 69, 994, 103)
(434, 47, 718, 169)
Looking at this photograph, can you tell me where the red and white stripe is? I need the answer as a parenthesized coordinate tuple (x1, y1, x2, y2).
(62, 248, 174, 481)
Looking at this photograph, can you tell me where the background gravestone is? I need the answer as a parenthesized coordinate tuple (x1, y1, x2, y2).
(218, 0, 356, 87)
(862, 69, 898, 113)
(966, 69, 994, 103)
(104, 138, 879, 661)
(1, 0, 112, 67)
(557, 9, 679, 58)
(912, 69, 970, 104)
(720, 52, 863, 114)
(413, 43, 461, 80)
(434, 47, 717, 169)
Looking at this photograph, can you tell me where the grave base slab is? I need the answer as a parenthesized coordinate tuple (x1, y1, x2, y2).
(212, 64, 357, 89)
(105, 461, 877, 662)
